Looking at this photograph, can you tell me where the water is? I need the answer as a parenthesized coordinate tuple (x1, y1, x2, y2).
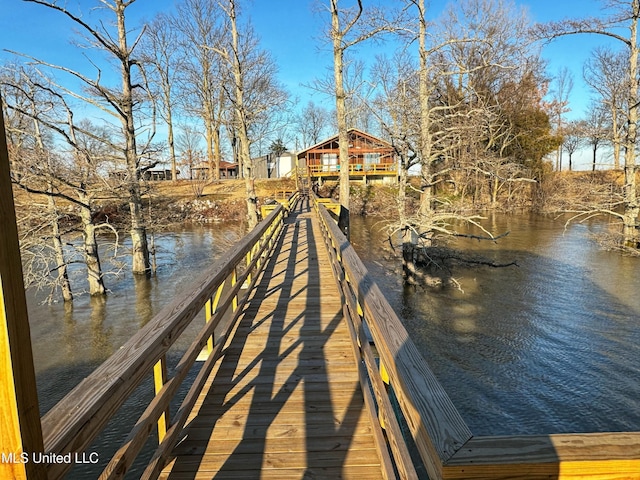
(26, 215, 640, 477)
(350, 213, 640, 435)
(27, 224, 244, 478)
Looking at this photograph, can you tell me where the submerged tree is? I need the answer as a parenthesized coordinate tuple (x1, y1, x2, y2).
(368, 0, 554, 284)
(1, 67, 116, 296)
(325, 0, 404, 237)
(22, 0, 154, 273)
(2, 69, 73, 301)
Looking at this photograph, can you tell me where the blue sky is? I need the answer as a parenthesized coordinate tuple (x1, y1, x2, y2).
(0, 0, 619, 168)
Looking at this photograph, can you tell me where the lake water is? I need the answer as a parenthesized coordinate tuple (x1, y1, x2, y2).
(350, 213, 640, 435)
(25, 213, 640, 477)
(27, 224, 245, 478)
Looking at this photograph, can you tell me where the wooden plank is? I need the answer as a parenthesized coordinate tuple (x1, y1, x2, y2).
(443, 433, 640, 479)
(197, 382, 366, 402)
(318, 205, 472, 479)
(42, 205, 285, 478)
(172, 434, 379, 456)
(164, 449, 383, 472)
(0, 97, 47, 480)
(177, 421, 374, 441)
(159, 200, 384, 479)
(159, 465, 384, 479)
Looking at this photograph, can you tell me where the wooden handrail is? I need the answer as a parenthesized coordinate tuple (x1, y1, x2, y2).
(41, 194, 297, 479)
(313, 197, 640, 479)
(313, 196, 472, 479)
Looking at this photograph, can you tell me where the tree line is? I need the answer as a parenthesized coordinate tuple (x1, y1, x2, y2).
(2, 0, 639, 300)
(325, 0, 640, 283)
(2, 0, 294, 301)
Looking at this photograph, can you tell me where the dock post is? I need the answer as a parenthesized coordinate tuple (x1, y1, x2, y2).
(0, 99, 46, 479)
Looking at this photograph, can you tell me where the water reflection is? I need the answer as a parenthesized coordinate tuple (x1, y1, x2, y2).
(28, 224, 243, 415)
(351, 214, 640, 435)
(88, 295, 112, 360)
(133, 274, 154, 327)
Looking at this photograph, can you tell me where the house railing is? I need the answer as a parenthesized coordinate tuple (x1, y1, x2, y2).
(308, 162, 397, 175)
(39, 194, 298, 479)
(313, 196, 640, 479)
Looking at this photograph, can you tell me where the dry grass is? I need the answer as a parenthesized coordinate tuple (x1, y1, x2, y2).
(150, 178, 297, 201)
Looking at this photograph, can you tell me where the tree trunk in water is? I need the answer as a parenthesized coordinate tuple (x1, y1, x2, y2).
(398, 165, 418, 284)
(623, 1, 640, 247)
(48, 194, 72, 302)
(129, 194, 150, 274)
(80, 208, 106, 296)
(491, 176, 499, 207)
(116, 1, 150, 273)
(402, 233, 418, 285)
(418, 0, 433, 218)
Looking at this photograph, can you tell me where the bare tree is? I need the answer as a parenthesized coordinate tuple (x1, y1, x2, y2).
(241, 29, 290, 159)
(563, 120, 585, 171)
(173, 0, 227, 181)
(22, 0, 153, 273)
(584, 101, 609, 171)
(2, 71, 73, 302)
(2, 67, 115, 296)
(369, 0, 550, 283)
(140, 13, 183, 182)
(536, 0, 640, 246)
(583, 46, 628, 170)
(548, 67, 574, 171)
(296, 101, 330, 147)
(209, 0, 258, 228)
(326, 0, 403, 236)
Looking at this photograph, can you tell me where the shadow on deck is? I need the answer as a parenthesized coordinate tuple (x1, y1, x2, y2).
(160, 198, 384, 479)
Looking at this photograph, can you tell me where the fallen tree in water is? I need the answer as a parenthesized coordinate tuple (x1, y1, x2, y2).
(399, 243, 518, 288)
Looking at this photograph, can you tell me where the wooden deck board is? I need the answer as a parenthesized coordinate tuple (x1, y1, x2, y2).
(160, 199, 384, 479)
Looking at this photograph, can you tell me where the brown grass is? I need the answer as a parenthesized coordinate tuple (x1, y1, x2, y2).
(150, 178, 297, 202)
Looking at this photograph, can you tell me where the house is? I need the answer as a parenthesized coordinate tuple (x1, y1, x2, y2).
(296, 129, 397, 183)
(253, 151, 297, 179)
(143, 169, 179, 181)
(190, 161, 239, 180)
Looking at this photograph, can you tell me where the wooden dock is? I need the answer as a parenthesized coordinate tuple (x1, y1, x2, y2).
(159, 198, 385, 479)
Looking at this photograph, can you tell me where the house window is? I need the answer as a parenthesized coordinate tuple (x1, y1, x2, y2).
(321, 153, 338, 171)
(364, 152, 380, 166)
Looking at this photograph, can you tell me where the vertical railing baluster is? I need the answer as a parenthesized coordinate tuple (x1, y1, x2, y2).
(231, 268, 238, 312)
(205, 282, 226, 354)
(153, 356, 169, 442)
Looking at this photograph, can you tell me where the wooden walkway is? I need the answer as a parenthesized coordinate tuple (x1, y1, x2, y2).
(159, 198, 385, 479)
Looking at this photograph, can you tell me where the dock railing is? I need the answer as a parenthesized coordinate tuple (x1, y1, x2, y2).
(313, 195, 640, 480)
(39, 193, 298, 479)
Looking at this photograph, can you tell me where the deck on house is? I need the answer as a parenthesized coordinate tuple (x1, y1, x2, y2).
(159, 197, 385, 479)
